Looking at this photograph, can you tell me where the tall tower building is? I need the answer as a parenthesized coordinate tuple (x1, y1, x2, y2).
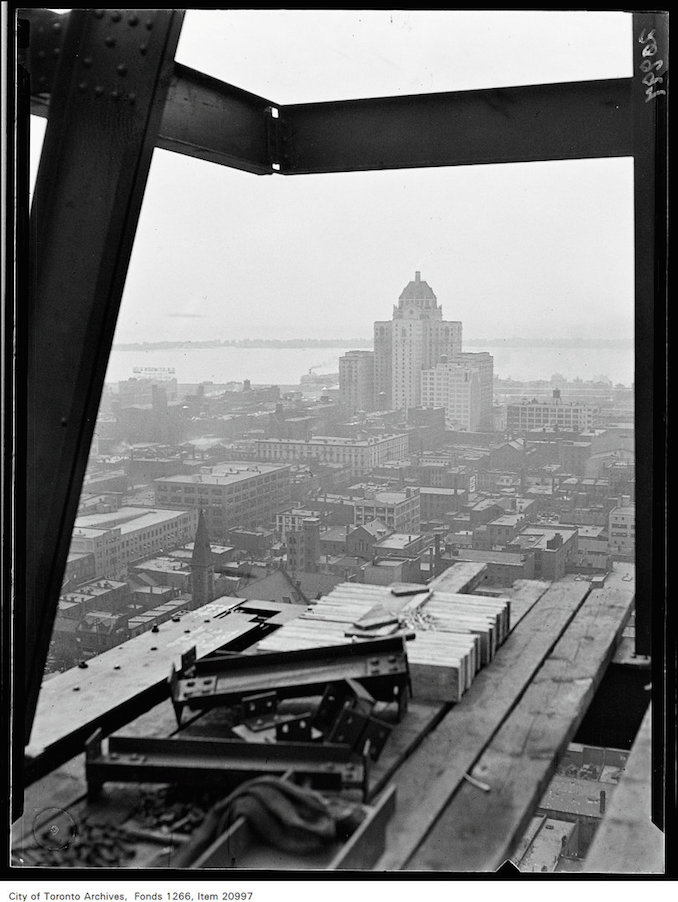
(374, 272, 462, 411)
(339, 350, 375, 416)
(190, 509, 215, 608)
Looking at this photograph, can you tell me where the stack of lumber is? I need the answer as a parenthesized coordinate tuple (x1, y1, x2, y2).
(256, 583, 510, 703)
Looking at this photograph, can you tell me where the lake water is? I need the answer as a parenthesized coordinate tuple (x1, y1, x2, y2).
(105, 344, 635, 387)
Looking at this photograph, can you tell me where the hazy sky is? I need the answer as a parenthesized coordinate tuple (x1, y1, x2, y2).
(32, 10, 635, 344)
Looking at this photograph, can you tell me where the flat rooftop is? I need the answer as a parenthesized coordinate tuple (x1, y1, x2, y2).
(255, 434, 406, 447)
(577, 526, 608, 538)
(418, 487, 466, 496)
(489, 514, 526, 527)
(451, 550, 529, 565)
(375, 533, 424, 549)
(155, 461, 290, 486)
(61, 580, 126, 602)
(278, 508, 321, 518)
(521, 526, 578, 540)
(177, 541, 234, 555)
(133, 556, 190, 573)
(74, 506, 194, 535)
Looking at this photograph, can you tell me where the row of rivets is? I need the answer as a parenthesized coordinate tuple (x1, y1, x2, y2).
(93, 9, 152, 27)
(76, 82, 136, 104)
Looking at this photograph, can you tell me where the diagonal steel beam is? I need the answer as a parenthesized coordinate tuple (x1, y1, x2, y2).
(24, 8, 185, 747)
(276, 78, 633, 174)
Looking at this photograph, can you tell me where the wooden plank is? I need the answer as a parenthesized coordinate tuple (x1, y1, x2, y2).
(407, 569, 635, 871)
(428, 562, 488, 594)
(367, 700, 446, 800)
(26, 600, 258, 777)
(376, 579, 588, 870)
(330, 785, 397, 870)
(584, 706, 663, 874)
(507, 580, 551, 627)
(259, 581, 511, 697)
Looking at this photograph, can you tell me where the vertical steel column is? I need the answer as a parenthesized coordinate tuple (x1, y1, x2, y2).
(24, 9, 184, 747)
(8, 8, 31, 824)
(632, 11, 667, 657)
(631, 11, 668, 831)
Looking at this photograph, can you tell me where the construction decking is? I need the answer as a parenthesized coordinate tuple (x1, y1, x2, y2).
(14, 562, 652, 873)
(584, 705, 663, 874)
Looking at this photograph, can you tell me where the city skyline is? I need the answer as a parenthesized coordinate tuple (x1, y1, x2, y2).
(30, 11, 635, 347)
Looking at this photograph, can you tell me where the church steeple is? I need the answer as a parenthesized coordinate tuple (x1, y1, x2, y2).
(190, 509, 214, 607)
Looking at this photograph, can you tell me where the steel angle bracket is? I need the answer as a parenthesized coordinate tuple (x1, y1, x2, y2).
(170, 637, 411, 722)
(85, 732, 369, 800)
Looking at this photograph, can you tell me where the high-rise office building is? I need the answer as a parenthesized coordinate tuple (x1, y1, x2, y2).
(374, 272, 462, 410)
(421, 352, 494, 431)
(339, 349, 375, 415)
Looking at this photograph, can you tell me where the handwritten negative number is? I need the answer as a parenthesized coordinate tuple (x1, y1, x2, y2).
(638, 28, 666, 102)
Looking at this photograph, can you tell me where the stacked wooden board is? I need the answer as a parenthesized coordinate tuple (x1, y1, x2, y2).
(256, 582, 511, 703)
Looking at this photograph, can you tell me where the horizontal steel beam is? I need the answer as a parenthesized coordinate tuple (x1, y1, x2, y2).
(86, 732, 367, 796)
(277, 78, 633, 174)
(171, 637, 410, 722)
(25, 12, 633, 176)
(157, 63, 274, 174)
(29, 70, 275, 176)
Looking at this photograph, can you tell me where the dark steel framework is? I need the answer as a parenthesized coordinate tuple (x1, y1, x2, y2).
(12, 8, 667, 828)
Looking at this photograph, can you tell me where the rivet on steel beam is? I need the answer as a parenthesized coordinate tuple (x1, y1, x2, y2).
(82, 57, 93, 67)
(128, 14, 139, 26)
(139, 42, 148, 54)
(105, 36, 116, 48)
(38, 76, 47, 85)
(111, 11, 122, 23)
(37, 50, 45, 59)
(94, 9, 105, 18)
(117, 63, 127, 76)
(52, 21, 62, 32)
(145, 19, 154, 30)
(52, 47, 60, 57)
(78, 82, 87, 92)
(127, 92, 136, 104)
(94, 85, 103, 96)
(110, 89, 120, 100)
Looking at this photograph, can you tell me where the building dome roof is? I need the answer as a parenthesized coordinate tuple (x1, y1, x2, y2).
(399, 270, 437, 303)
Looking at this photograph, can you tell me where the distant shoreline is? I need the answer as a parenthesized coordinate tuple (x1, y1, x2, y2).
(113, 337, 634, 351)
